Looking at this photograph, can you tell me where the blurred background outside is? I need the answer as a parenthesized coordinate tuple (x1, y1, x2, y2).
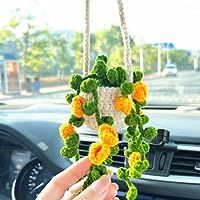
(0, 0, 200, 105)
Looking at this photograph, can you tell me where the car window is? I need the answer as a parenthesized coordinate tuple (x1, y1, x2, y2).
(0, 0, 200, 106)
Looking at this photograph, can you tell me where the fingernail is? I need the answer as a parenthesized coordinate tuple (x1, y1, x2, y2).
(91, 175, 111, 195)
(113, 197, 119, 200)
(113, 190, 118, 198)
(111, 184, 119, 198)
(107, 169, 113, 177)
(112, 183, 119, 191)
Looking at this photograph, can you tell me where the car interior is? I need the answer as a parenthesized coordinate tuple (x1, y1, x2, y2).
(0, 0, 200, 200)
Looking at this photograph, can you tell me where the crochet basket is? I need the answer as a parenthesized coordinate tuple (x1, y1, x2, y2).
(81, 87, 125, 130)
(81, 0, 132, 131)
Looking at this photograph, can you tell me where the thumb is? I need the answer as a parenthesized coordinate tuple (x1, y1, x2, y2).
(73, 175, 111, 200)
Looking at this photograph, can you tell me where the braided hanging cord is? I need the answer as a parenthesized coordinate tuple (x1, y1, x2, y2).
(117, 0, 132, 81)
(83, 0, 132, 80)
(83, 0, 90, 76)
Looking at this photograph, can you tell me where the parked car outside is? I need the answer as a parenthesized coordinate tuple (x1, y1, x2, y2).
(163, 64, 178, 77)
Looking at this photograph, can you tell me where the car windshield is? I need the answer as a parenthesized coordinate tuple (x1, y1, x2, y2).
(0, 0, 200, 106)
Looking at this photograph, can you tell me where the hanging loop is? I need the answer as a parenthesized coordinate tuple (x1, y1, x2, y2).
(82, 0, 132, 81)
(117, 0, 132, 81)
(83, 0, 90, 76)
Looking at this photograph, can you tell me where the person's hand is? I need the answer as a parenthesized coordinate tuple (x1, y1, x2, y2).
(36, 157, 119, 200)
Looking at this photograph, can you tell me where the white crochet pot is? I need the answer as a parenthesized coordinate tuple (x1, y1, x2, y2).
(81, 86, 125, 130)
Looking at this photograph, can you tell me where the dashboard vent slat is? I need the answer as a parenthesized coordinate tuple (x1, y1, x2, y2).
(170, 168, 200, 176)
(171, 160, 196, 167)
(170, 149, 200, 176)
(173, 155, 200, 162)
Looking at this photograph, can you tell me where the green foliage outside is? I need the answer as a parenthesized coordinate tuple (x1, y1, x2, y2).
(0, 16, 193, 78)
(163, 49, 193, 70)
(0, 15, 73, 78)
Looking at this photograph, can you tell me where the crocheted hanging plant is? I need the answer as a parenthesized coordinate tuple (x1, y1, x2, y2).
(59, 55, 157, 200)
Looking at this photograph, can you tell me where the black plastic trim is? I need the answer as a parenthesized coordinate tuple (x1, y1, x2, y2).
(0, 124, 70, 174)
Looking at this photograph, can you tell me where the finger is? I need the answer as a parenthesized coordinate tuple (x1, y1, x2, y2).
(61, 178, 86, 200)
(62, 170, 113, 200)
(104, 183, 119, 200)
(73, 175, 111, 200)
(107, 169, 113, 177)
(37, 157, 91, 200)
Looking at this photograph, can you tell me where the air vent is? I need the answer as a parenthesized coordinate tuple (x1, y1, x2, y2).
(79, 140, 91, 157)
(112, 144, 125, 168)
(79, 141, 125, 168)
(170, 150, 200, 176)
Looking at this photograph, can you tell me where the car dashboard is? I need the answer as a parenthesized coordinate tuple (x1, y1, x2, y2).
(0, 134, 51, 200)
(0, 104, 200, 200)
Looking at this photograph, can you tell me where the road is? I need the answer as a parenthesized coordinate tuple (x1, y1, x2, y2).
(145, 70, 200, 105)
(1, 70, 200, 105)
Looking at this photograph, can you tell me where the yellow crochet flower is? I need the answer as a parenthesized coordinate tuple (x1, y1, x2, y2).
(115, 96, 133, 115)
(89, 142, 110, 165)
(128, 152, 141, 168)
(98, 123, 118, 147)
(71, 96, 85, 118)
(132, 82, 148, 103)
(59, 122, 75, 140)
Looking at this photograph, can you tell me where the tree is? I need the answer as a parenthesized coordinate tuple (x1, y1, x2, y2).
(94, 26, 123, 55)
(132, 44, 157, 74)
(162, 49, 193, 70)
(71, 32, 96, 73)
(0, 15, 56, 76)
(23, 29, 56, 73)
(71, 25, 134, 71)
(143, 44, 157, 72)
(95, 25, 134, 67)
(71, 26, 193, 75)
(52, 33, 74, 78)
(71, 32, 83, 72)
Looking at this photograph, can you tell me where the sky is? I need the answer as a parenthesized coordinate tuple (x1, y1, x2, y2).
(1, 0, 200, 50)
